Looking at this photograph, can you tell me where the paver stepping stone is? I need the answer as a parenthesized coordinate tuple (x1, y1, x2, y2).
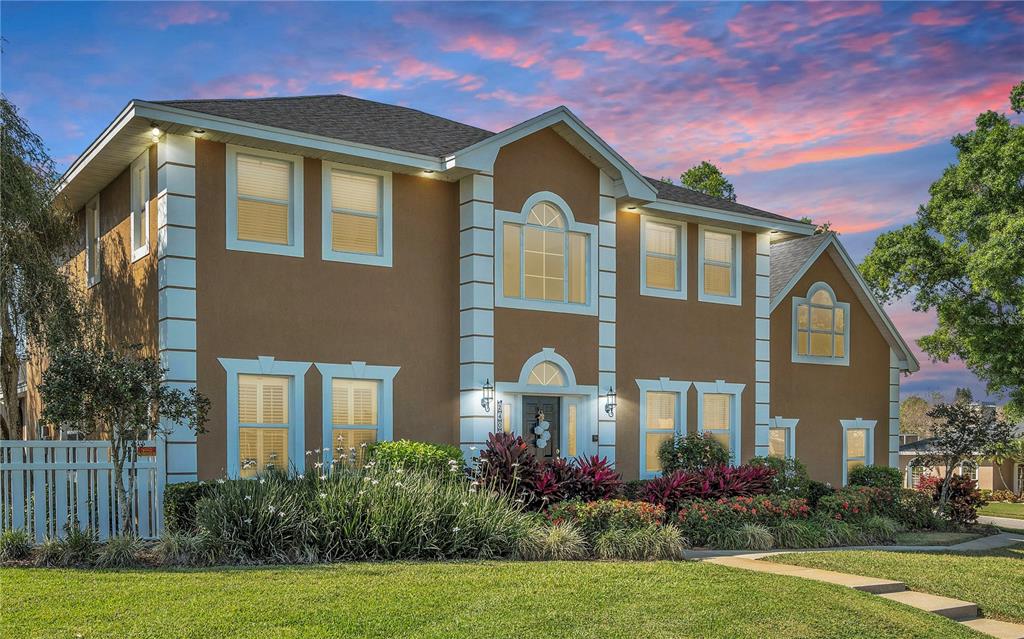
(878, 591, 977, 620)
(961, 618, 1024, 639)
(704, 556, 907, 594)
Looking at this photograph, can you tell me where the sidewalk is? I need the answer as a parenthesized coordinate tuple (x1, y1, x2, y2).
(979, 515, 1024, 532)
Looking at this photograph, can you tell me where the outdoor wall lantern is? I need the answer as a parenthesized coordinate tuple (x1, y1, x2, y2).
(481, 378, 494, 413)
(604, 386, 617, 417)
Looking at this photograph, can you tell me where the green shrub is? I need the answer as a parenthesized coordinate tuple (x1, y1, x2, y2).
(368, 440, 464, 474)
(817, 487, 873, 522)
(675, 495, 811, 547)
(848, 465, 903, 490)
(593, 524, 686, 560)
(95, 534, 143, 569)
(859, 516, 902, 544)
(164, 481, 214, 533)
(805, 480, 834, 508)
(546, 499, 666, 537)
(749, 456, 810, 497)
(517, 521, 587, 561)
(770, 520, 829, 549)
(657, 433, 730, 475)
(892, 489, 941, 530)
(0, 529, 33, 561)
(621, 480, 651, 501)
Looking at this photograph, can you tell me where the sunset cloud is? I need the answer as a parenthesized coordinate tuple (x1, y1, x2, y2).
(151, 2, 228, 30)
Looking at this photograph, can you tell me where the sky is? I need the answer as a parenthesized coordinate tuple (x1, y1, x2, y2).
(3, 1, 1021, 401)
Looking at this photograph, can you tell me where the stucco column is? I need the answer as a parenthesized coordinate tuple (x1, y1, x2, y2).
(754, 232, 772, 457)
(457, 173, 495, 459)
(156, 133, 198, 483)
(597, 172, 617, 464)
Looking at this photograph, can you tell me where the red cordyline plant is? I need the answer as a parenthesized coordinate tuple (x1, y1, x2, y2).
(641, 464, 776, 510)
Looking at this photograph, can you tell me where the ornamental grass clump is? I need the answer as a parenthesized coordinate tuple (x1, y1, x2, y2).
(95, 534, 143, 569)
(155, 530, 217, 566)
(593, 525, 686, 560)
(0, 529, 33, 561)
(517, 521, 588, 561)
(769, 520, 829, 549)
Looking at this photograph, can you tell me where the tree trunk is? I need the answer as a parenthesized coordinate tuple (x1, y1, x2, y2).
(110, 439, 135, 536)
(0, 308, 22, 440)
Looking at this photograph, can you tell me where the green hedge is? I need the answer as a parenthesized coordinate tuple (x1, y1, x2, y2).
(164, 481, 214, 533)
(848, 465, 903, 490)
(367, 440, 464, 474)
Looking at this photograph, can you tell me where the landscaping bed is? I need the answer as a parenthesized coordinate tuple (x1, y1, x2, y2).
(767, 544, 1024, 624)
(0, 561, 982, 639)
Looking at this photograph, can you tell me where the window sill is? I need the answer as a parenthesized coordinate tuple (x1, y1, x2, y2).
(322, 249, 392, 267)
(131, 244, 150, 263)
(495, 295, 598, 316)
(792, 354, 850, 366)
(226, 239, 304, 258)
(640, 285, 687, 300)
(697, 291, 742, 306)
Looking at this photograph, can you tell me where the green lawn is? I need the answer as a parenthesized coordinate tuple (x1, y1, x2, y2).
(980, 501, 1024, 520)
(0, 561, 980, 639)
(769, 544, 1024, 624)
(892, 531, 982, 546)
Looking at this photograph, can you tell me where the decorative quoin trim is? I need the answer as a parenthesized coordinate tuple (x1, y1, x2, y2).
(889, 350, 901, 468)
(157, 133, 198, 483)
(598, 172, 617, 465)
(754, 232, 771, 457)
(458, 173, 495, 459)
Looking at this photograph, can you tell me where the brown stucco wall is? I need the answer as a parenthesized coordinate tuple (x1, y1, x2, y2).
(771, 249, 891, 486)
(492, 128, 601, 386)
(194, 141, 460, 478)
(23, 146, 159, 434)
(615, 214, 758, 479)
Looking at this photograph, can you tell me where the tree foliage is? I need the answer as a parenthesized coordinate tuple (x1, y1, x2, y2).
(899, 395, 937, 437)
(0, 96, 81, 438)
(679, 161, 737, 201)
(920, 401, 1014, 510)
(860, 81, 1024, 412)
(39, 343, 209, 533)
(798, 216, 836, 235)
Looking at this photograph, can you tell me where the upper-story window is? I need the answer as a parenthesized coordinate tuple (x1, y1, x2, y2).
(698, 226, 741, 305)
(130, 151, 150, 262)
(641, 216, 686, 299)
(793, 282, 850, 365)
(226, 145, 304, 257)
(322, 162, 393, 266)
(85, 195, 101, 287)
(495, 192, 598, 315)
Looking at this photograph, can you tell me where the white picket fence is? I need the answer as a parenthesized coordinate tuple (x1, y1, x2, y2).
(0, 440, 165, 542)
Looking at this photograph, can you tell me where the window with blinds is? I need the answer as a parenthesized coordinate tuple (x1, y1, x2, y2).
(331, 379, 379, 426)
(702, 393, 732, 452)
(845, 428, 867, 476)
(239, 427, 289, 478)
(236, 154, 291, 245)
(645, 220, 680, 291)
(86, 197, 101, 285)
(768, 427, 789, 458)
(334, 428, 376, 467)
(703, 229, 734, 297)
(238, 375, 289, 424)
(645, 391, 677, 474)
(330, 169, 381, 255)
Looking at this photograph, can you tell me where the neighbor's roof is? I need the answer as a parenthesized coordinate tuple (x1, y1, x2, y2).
(152, 94, 802, 226)
(154, 94, 496, 157)
(769, 232, 833, 299)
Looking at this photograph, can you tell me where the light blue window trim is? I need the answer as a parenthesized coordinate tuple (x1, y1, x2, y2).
(792, 281, 851, 366)
(225, 145, 304, 257)
(494, 191, 599, 316)
(694, 380, 746, 465)
(315, 361, 400, 467)
(636, 378, 691, 479)
(640, 215, 687, 300)
(218, 356, 312, 478)
(769, 417, 799, 459)
(697, 225, 742, 306)
(840, 418, 876, 485)
(321, 161, 393, 266)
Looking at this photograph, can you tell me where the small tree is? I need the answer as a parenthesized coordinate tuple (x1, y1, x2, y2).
(921, 401, 1014, 513)
(39, 343, 209, 534)
(679, 161, 736, 201)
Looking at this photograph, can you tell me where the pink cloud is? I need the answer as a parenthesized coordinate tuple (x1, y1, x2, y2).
(151, 2, 228, 30)
(839, 31, 896, 53)
(910, 8, 972, 27)
(192, 73, 279, 99)
(551, 58, 585, 80)
(329, 68, 400, 91)
(442, 33, 545, 69)
(393, 58, 485, 91)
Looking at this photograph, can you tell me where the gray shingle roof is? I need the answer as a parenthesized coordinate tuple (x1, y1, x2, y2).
(153, 93, 806, 225)
(769, 232, 833, 299)
(154, 94, 495, 157)
(645, 177, 801, 224)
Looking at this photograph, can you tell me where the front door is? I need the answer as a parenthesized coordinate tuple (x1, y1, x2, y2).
(523, 396, 559, 461)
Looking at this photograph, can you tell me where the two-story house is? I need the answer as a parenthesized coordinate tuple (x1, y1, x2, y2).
(33, 94, 918, 486)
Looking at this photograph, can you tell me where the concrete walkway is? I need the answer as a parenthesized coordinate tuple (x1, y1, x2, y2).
(700, 535, 1024, 639)
(979, 515, 1024, 532)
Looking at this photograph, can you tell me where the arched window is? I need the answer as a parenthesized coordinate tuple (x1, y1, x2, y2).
(502, 200, 587, 305)
(527, 361, 565, 386)
(793, 282, 850, 365)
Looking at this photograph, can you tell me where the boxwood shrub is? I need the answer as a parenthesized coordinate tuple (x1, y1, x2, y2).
(367, 439, 464, 474)
(164, 481, 214, 533)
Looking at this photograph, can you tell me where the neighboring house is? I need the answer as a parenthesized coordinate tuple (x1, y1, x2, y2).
(31, 94, 919, 485)
(899, 430, 1023, 493)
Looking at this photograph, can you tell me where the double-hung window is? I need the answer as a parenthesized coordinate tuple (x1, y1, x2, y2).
(840, 418, 876, 484)
(85, 196, 101, 287)
(768, 417, 798, 459)
(130, 151, 150, 261)
(496, 193, 598, 315)
(641, 217, 686, 298)
(636, 379, 691, 479)
(227, 146, 304, 257)
(793, 282, 850, 365)
(316, 362, 400, 468)
(695, 381, 745, 465)
(698, 226, 741, 304)
(237, 375, 290, 478)
(322, 162, 392, 266)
